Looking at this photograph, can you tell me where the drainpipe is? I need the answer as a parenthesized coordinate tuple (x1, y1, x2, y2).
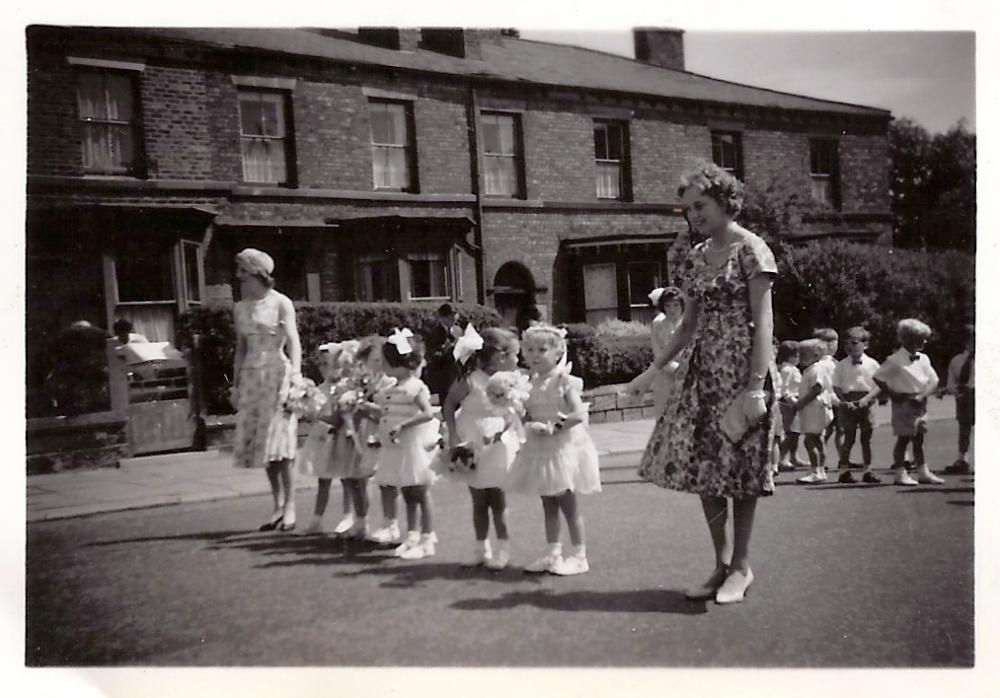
(467, 84, 487, 305)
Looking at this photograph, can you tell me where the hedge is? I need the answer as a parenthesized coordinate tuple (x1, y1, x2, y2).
(177, 301, 503, 415)
(773, 241, 974, 371)
(568, 335, 653, 389)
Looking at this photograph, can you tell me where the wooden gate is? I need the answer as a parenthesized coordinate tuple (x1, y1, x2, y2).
(121, 357, 197, 455)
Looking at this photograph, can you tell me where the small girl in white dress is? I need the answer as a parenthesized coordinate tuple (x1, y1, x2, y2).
(507, 325, 601, 576)
(793, 338, 836, 484)
(374, 329, 441, 560)
(440, 326, 523, 570)
(298, 342, 358, 535)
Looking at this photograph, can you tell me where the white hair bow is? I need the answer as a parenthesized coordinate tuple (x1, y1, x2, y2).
(648, 287, 666, 306)
(453, 324, 484, 365)
(387, 328, 415, 355)
(318, 340, 360, 356)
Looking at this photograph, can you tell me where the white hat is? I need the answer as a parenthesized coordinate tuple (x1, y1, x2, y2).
(647, 287, 666, 306)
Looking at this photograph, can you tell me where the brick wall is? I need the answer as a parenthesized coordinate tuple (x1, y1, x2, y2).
(840, 134, 892, 212)
(742, 128, 813, 197)
(631, 119, 712, 201)
(142, 66, 214, 179)
(522, 108, 595, 200)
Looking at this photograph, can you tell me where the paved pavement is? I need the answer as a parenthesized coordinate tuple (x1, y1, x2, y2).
(25, 418, 973, 668)
(26, 396, 959, 522)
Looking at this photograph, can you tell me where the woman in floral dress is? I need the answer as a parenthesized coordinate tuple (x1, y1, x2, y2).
(638, 162, 779, 604)
(231, 248, 302, 532)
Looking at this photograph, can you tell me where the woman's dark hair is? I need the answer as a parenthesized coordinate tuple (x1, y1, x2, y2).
(656, 286, 685, 314)
(776, 340, 800, 365)
(677, 160, 745, 216)
(473, 328, 519, 373)
(382, 334, 425, 370)
(113, 318, 133, 336)
(356, 335, 386, 364)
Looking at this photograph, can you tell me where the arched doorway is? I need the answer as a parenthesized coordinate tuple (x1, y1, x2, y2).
(492, 261, 536, 329)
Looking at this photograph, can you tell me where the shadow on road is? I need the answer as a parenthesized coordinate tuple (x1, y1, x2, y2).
(85, 530, 255, 547)
(947, 500, 974, 507)
(450, 588, 707, 615)
(333, 560, 546, 589)
(896, 487, 974, 495)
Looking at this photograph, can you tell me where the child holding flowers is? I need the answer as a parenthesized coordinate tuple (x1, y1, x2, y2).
(374, 329, 441, 559)
(297, 341, 359, 535)
(440, 326, 524, 570)
(506, 324, 601, 576)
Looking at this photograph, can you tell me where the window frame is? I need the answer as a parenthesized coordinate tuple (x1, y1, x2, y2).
(480, 111, 525, 198)
(809, 138, 841, 209)
(407, 251, 451, 301)
(237, 88, 296, 186)
(76, 68, 144, 177)
(593, 119, 631, 201)
(711, 130, 744, 181)
(354, 253, 402, 303)
(368, 99, 419, 192)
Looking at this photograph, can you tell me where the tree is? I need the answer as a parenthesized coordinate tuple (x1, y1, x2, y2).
(889, 117, 976, 251)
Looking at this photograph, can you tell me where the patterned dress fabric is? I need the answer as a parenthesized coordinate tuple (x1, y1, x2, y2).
(638, 229, 780, 498)
(232, 290, 298, 469)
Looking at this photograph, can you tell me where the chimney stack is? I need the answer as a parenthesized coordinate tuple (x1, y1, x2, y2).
(633, 28, 685, 71)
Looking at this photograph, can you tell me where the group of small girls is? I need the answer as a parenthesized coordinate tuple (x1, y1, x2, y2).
(772, 318, 968, 486)
(294, 323, 601, 576)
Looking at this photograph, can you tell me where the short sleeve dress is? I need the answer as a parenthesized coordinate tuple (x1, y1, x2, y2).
(638, 228, 780, 498)
(232, 290, 299, 469)
(373, 376, 441, 487)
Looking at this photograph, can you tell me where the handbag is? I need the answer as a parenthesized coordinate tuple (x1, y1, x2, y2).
(720, 390, 771, 444)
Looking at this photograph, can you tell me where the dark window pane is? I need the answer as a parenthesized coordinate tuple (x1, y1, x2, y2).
(607, 124, 623, 160)
(594, 124, 608, 159)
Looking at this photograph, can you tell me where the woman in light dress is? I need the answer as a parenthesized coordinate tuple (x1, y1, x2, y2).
(230, 248, 302, 532)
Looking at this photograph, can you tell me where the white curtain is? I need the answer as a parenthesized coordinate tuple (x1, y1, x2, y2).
(596, 162, 621, 199)
(117, 305, 175, 343)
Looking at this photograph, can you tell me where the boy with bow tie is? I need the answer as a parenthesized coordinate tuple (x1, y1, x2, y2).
(832, 326, 881, 484)
(872, 319, 944, 486)
(942, 324, 975, 474)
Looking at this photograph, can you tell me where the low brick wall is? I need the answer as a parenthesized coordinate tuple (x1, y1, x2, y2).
(27, 412, 129, 474)
(581, 384, 657, 424)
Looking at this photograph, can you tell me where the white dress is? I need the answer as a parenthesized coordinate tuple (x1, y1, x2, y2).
(434, 369, 521, 488)
(626, 314, 680, 416)
(506, 369, 602, 496)
(373, 376, 441, 487)
(296, 379, 337, 478)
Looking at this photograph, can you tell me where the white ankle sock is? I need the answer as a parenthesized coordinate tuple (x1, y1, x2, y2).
(547, 542, 562, 557)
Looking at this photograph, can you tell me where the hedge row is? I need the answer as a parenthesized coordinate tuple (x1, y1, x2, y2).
(772, 242, 974, 371)
(177, 302, 503, 415)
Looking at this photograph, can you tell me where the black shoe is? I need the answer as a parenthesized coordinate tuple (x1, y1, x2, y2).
(838, 471, 857, 484)
(943, 460, 971, 475)
(862, 472, 882, 484)
(259, 514, 283, 532)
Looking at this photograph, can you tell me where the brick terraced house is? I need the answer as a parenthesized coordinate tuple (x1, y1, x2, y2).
(26, 26, 893, 413)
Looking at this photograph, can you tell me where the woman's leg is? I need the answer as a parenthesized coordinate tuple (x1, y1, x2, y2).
(700, 495, 731, 570)
(730, 496, 758, 574)
(351, 478, 370, 518)
(893, 437, 910, 468)
(278, 458, 296, 527)
(265, 462, 282, 515)
(381, 485, 399, 521)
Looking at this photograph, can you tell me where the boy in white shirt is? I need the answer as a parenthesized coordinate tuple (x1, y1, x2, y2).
(942, 324, 974, 474)
(833, 327, 881, 484)
(872, 319, 944, 486)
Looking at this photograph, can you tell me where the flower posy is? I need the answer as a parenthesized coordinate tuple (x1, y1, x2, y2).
(284, 374, 327, 419)
(486, 371, 531, 413)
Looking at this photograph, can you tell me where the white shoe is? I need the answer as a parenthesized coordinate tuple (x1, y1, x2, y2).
(524, 552, 562, 574)
(485, 546, 510, 571)
(916, 466, 944, 485)
(552, 554, 590, 576)
(333, 514, 355, 535)
(895, 471, 919, 486)
(368, 521, 401, 544)
(400, 535, 436, 560)
(394, 532, 420, 557)
(715, 568, 754, 604)
(796, 472, 827, 484)
(461, 543, 492, 568)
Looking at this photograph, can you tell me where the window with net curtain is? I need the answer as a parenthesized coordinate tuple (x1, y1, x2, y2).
(809, 138, 839, 208)
(77, 70, 138, 174)
(409, 252, 450, 299)
(369, 100, 414, 191)
(238, 90, 289, 184)
(711, 131, 743, 180)
(481, 112, 522, 197)
(594, 120, 628, 200)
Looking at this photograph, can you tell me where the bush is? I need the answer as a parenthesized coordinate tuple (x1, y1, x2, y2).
(568, 335, 652, 389)
(593, 318, 651, 339)
(774, 242, 974, 371)
(177, 301, 503, 414)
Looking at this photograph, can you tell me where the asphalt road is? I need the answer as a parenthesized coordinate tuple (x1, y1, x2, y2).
(26, 422, 973, 667)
